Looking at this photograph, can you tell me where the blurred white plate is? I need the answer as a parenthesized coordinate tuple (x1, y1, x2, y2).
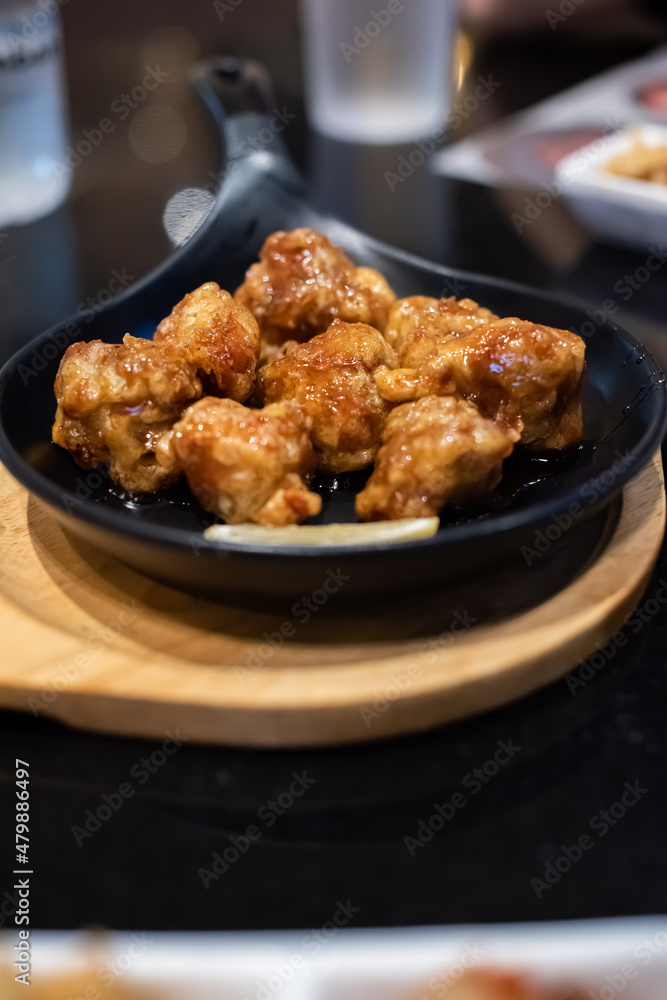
(555, 123, 667, 250)
(2, 918, 667, 999)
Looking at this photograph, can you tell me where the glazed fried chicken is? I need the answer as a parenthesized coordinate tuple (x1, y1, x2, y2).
(376, 318, 585, 450)
(52, 335, 202, 492)
(154, 282, 260, 401)
(385, 295, 498, 366)
(259, 319, 397, 474)
(167, 397, 321, 525)
(356, 395, 520, 521)
(235, 228, 395, 361)
(51, 232, 588, 528)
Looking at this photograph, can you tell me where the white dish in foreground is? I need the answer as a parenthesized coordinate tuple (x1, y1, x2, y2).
(2, 919, 667, 999)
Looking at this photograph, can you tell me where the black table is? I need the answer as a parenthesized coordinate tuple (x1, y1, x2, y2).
(1, 7, 666, 930)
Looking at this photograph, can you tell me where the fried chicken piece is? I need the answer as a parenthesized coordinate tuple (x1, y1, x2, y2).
(235, 228, 395, 360)
(258, 319, 397, 474)
(356, 395, 520, 521)
(167, 397, 321, 525)
(375, 318, 585, 450)
(53, 334, 202, 492)
(154, 282, 260, 401)
(442, 969, 585, 1000)
(385, 295, 498, 366)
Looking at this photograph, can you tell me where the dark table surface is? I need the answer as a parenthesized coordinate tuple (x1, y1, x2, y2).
(1, 3, 667, 931)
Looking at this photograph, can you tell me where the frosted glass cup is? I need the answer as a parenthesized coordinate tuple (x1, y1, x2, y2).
(300, 0, 454, 144)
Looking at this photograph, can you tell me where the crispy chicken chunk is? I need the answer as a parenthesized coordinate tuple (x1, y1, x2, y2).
(356, 395, 520, 521)
(385, 295, 498, 366)
(235, 228, 395, 361)
(259, 319, 397, 474)
(52, 334, 202, 492)
(376, 318, 585, 450)
(167, 397, 321, 525)
(154, 282, 260, 401)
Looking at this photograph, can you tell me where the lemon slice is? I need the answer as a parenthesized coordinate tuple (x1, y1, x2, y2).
(203, 517, 440, 547)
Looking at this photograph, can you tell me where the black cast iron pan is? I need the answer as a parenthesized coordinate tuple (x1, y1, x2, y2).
(0, 58, 664, 607)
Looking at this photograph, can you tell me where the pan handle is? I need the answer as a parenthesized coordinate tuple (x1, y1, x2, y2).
(190, 56, 303, 175)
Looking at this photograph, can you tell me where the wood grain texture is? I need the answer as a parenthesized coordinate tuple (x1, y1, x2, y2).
(0, 453, 663, 747)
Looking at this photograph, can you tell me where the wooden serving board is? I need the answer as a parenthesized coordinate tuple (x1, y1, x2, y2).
(0, 454, 664, 748)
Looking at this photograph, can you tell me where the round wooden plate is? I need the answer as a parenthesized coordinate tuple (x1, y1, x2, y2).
(0, 454, 664, 748)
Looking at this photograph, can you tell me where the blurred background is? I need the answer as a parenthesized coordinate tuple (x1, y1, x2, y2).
(2, 0, 667, 947)
(1, 0, 667, 363)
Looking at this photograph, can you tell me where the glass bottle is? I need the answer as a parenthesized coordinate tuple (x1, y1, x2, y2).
(0, 0, 70, 227)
